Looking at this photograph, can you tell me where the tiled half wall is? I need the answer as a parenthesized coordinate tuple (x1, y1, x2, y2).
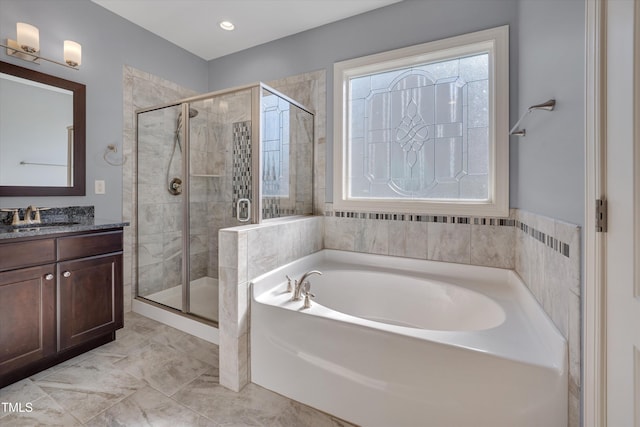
(218, 216, 324, 391)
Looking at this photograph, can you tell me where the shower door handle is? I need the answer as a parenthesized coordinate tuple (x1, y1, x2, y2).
(237, 198, 251, 222)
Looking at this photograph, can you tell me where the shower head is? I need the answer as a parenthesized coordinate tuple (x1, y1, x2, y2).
(178, 107, 199, 119)
(175, 107, 199, 134)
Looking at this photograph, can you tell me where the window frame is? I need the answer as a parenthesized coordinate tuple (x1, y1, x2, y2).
(333, 25, 509, 217)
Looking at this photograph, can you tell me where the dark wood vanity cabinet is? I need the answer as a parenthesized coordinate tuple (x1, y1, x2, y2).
(0, 229, 124, 387)
(0, 264, 57, 376)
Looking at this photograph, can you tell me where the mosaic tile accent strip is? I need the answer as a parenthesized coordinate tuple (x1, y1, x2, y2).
(325, 210, 514, 225)
(324, 208, 569, 258)
(232, 121, 252, 219)
(261, 199, 298, 219)
(516, 220, 571, 258)
(261, 198, 281, 219)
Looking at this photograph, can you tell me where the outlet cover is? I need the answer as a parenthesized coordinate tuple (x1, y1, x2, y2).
(95, 180, 106, 194)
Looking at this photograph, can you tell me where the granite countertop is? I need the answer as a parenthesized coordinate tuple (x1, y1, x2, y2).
(0, 218, 129, 240)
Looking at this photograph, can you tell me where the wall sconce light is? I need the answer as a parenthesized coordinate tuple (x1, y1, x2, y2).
(2, 22, 81, 70)
(509, 99, 556, 137)
(63, 40, 81, 67)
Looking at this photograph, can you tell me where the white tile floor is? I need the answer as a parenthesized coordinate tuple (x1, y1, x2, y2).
(0, 312, 354, 426)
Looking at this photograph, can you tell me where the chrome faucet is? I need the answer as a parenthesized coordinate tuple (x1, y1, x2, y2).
(291, 270, 322, 301)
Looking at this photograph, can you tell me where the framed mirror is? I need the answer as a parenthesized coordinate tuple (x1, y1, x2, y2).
(0, 60, 85, 196)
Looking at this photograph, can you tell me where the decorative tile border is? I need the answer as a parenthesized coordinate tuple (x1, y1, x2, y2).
(516, 220, 571, 258)
(325, 210, 513, 225)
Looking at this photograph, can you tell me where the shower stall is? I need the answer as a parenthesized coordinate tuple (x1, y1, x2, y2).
(135, 83, 314, 326)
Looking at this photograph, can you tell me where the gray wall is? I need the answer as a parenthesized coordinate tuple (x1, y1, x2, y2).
(0, 0, 209, 219)
(0, 0, 586, 227)
(207, 0, 520, 212)
(513, 0, 584, 226)
(208, 0, 586, 227)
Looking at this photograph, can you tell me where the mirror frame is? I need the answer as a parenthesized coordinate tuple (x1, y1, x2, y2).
(0, 60, 86, 196)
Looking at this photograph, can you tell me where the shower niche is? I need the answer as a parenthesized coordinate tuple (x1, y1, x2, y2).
(135, 84, 314, 324)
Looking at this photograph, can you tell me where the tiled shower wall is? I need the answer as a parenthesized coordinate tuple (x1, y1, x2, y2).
(123, 67, 255, 311)
(134, 106, 215, 297)
(265, 71, 327, 215)
(202, 89, 253, 278)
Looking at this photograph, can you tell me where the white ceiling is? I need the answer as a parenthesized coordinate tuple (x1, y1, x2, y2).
(91, 0, 402, 61)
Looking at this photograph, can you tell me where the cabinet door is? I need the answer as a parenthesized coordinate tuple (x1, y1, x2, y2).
(58, 254, 123, 351)
(0, 264, 56, 376)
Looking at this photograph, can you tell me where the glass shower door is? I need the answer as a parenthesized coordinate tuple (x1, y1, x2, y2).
(186, 89, 253, 322)
(136, 104, 185, 312)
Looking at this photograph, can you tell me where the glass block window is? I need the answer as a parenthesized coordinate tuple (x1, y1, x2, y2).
(334, 26, 509, 216)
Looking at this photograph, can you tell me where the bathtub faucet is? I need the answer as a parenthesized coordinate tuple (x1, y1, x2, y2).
(291, 270, 322, 301)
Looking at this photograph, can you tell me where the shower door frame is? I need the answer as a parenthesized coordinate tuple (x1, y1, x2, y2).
(134, 82, 315, 324)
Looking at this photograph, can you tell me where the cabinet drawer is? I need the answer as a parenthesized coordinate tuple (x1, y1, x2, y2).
(0, 239, 56, 271)
(57, 230, 123, 261)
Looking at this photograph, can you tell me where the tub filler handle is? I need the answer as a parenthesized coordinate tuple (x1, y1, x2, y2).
(302, 282, 315, 309)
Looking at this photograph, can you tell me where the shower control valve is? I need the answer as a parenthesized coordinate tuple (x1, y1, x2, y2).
(168, 177, 182, 195)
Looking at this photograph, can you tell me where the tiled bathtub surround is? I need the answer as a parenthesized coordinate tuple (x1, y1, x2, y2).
(514, 210, 581, 427)
(324, 205, 517, 269)
(218, 216, 324, 391)
(323, 204, 581, 427)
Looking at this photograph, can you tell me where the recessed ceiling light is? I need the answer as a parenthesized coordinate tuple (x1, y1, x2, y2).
(219, 21, 235, 31)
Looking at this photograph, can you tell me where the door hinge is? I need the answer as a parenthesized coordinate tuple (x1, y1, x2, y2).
(596, 199, 607, 232)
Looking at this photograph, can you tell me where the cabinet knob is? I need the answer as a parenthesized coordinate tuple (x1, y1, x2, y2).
(45, 273, 54, 281)
(62, 271, 71, 278)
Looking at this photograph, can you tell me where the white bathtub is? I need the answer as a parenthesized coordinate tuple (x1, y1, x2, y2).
(250, 250, 567, 427)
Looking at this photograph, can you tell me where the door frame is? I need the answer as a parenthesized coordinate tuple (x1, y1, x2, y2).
(584, 0, 639, 425)
(583, 0, 607, 425)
